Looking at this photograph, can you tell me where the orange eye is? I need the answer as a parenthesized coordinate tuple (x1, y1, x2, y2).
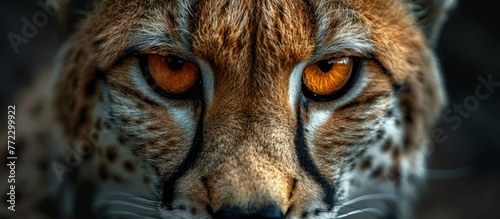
(302, 57, 357, 98)
(146, 55, 200, 97)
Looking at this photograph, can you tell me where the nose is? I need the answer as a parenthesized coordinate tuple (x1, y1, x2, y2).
(214, 205, 284, 219)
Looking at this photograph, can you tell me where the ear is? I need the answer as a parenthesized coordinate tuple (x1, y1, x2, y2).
(45, 0, 99, 35)
(409, 0, 456, 45)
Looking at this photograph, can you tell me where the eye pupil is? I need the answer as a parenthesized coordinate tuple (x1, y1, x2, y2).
(167, 56, 185, 71)
(317, 60, 334, 73)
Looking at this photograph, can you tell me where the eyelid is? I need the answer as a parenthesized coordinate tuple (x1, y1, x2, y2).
(119, 46, 197, 65)
(307, 52, 372, 66)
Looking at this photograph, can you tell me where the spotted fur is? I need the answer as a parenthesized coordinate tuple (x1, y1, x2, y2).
(1, 0, 453, 218)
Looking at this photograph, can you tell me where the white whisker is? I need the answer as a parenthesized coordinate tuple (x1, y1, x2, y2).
(339, 193, 397, 207)
(95, 200, 158, 211)
(102, 196, 160, 204)
(97, 210, 159, 219)
(99, 192, 160, 202)
(336, 207, 385, 218)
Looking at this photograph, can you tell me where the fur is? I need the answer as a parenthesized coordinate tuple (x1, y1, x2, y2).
(1, 0, 451, 218)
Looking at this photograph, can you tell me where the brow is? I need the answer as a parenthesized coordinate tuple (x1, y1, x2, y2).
(129, 3, 195, 59)
(313, 5, 375, 59)
(130, 0, 373, 61)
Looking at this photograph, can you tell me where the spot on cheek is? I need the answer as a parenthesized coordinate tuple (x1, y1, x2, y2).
(106, 146, 118, 162)
(371, 166, 384, 178)
(359, 157, 372, 170)
(389, 165, 401, 185)
(381, 139, 393, 152)
(94, 118, 103, 130)
(80, 141, 94, 160)
(123, 160, 136, 173)
(99, 163, 109, 180)
(392, 148, 400, 159)
(143, 176, 150, 184)
(118, 135, 128, 144)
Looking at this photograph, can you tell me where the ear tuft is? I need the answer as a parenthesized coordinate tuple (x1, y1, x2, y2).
(409, 0, 456, 45)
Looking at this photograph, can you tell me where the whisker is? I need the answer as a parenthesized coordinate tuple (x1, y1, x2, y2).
(336, 207, 385, 218)
(99, 192, 161, 202)
(95, 200, 158, 211)
(96, 210, 159, 219)
(97, 196, 161, 204)
(338, 193, 397, 207)
(92, 192, 162, 217)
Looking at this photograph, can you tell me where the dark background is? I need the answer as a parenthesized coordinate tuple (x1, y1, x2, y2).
(1, 0, 499, 218)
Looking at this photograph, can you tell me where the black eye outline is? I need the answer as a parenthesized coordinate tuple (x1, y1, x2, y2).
(138, 55, 203, 100)
(301, 57, 363, 101)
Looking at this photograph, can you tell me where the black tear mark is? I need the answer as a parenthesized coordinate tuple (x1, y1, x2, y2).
(162, 101, 206, 208)
(295, 98, 335, 210)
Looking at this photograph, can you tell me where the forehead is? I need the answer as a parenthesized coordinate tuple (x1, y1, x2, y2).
(189, 0, 316, 85)
(131, 0, 383, 57)
(89, 0, 414, 82)
(132, 0, 385, 70)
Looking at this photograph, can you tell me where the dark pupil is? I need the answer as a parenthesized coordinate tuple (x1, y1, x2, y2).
(317, 60, 334, 73)
(167, 56, 185, 71)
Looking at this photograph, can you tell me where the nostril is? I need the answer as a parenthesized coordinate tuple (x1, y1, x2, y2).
(214, 205, 284, 219)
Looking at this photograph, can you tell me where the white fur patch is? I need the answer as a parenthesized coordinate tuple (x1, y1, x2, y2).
(129, 64, 197, 139)
(197, 58, 215, 105)
(306, 109, 332, 135)
(288, 62, 306, 111)
(303, 64, 371, 131)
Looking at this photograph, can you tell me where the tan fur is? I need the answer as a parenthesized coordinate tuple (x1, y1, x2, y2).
(2, 0, 451, 218)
